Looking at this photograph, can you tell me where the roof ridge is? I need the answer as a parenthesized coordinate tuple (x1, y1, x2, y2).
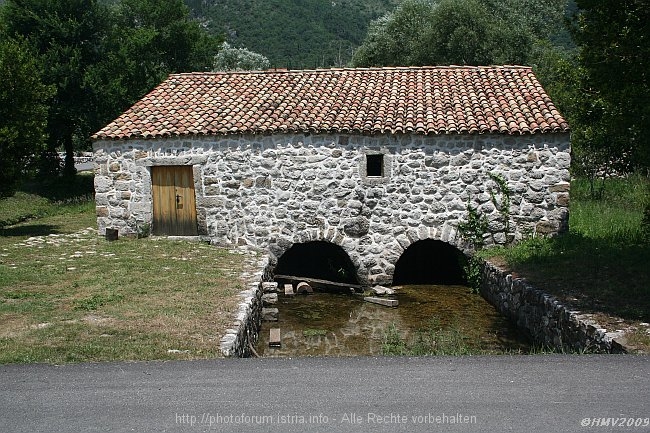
(170, 65, 533, 78)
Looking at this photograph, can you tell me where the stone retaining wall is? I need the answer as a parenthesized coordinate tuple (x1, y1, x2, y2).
(219, 248, 270, 357)
(480, 261, 626, 353)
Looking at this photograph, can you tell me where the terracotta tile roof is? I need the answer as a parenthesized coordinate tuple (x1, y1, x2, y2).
(92, 66, 569, 140)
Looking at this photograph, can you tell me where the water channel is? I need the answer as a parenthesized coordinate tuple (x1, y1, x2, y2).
(256, 285, 532, 357)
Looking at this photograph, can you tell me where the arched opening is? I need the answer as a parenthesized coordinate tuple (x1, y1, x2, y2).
(273, 241, 359, 285)
(392, 239, 467, 285)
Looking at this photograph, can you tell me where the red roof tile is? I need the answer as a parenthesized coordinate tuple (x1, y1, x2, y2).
(92, 66, 569, 140)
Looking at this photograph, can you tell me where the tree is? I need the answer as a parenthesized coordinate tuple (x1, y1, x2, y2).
(570, 0, 650, 172)
(1, 0, 220, 178)
(529, 41, 612, 192)
(483, 0, 568, 42)
(351, 0, 436, 67)
(352, 0, 536, 67)
(86, 0, 222, 128)
(1, 0, 109, 177)
(212, 42, 270, 71)
(0, 38, 53, 197)
(200, 0, 382, 69)
(417, 0, 532, 66)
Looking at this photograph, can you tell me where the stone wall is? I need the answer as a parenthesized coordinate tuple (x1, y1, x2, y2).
(219, 248, 271, 357)
(93, 132, 570, 285)
(480, 261, 626, 353)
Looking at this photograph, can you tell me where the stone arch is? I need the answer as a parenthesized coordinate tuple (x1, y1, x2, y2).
(392, 239, 467, 286)
(377, 223, 466, 285)
(270, 240, 361, 285)
(266, 230, 366, 285)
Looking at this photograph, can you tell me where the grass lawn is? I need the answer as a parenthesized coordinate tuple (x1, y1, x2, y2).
(0, 175, 247, 364)
(482, 174, 650, 350)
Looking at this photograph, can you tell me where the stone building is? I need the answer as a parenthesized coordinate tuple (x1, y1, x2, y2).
(92, 66, 570, 286)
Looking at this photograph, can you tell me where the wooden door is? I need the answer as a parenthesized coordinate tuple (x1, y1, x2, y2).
(151, 166, 198, 236)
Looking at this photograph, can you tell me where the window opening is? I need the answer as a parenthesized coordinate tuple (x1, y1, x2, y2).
(366, 154, 383, 177)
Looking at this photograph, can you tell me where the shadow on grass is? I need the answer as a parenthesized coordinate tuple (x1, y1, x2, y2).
(1, 173, 95, 228)
(19, 173, 94, 204)
(0, 224, 61, 238)
(501, 231, 650, 322)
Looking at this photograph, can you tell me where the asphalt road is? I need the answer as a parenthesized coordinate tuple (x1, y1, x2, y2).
(1, 355, 649, 433)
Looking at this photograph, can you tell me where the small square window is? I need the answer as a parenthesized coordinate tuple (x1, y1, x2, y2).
(366, 154, 384, 177)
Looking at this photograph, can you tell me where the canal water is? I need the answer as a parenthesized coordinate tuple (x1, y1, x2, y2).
(256, 285, 531, 357)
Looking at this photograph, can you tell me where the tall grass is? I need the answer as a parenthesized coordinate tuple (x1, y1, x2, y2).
(570, 174, 648, 243)
(381, 320, 476, 356)
(483, 174, 650, 322)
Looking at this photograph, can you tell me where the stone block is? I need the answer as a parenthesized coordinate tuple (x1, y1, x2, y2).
(262, 308, 279, 322)
(262, 293, 278, 306)
(555, 193, 570, 207)
(343, 216, 370, 237)
(371, 285, 395, 296)
(204, 185, 220, 196)
(115, 181, 132, 191)
(548, 182, 570, 193)
(262, 282, 278, 293)
(94, 176, 113, 193)
(269, 328, 281, 347)
(284, 284, 294, 296)
(536, 220, 558, 235)
(364, 297, 398, 307)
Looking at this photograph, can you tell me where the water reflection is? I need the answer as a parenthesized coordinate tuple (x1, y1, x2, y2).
(256, 285, 531, 357)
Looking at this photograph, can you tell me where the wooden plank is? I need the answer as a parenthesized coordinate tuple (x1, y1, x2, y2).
(174, 166, 197, 236)
(269, 328, 281, 347)
(151, 167, 166, 235)
(274, 274, 363, 290)
(162, 166, 176, 234)
(364, 297, 399, 307)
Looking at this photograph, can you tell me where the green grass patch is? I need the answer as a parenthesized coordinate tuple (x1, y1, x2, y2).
(0, 187, 248, 363)
(0, 173, 95, 229)
(0, 232, 247, 363)
(380, 321, 576, 356)
(303, 328, 328, 337)
(380, 321, 525, 356)
(482, 174, 650, 323)
(0, 324, 223, 364)
(381, 320, 480, 356)
(73, 291, 125, 311)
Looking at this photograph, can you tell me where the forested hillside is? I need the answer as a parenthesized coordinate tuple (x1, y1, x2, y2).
(1, 0, 647, 192)
(185, 0, 400, 68)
